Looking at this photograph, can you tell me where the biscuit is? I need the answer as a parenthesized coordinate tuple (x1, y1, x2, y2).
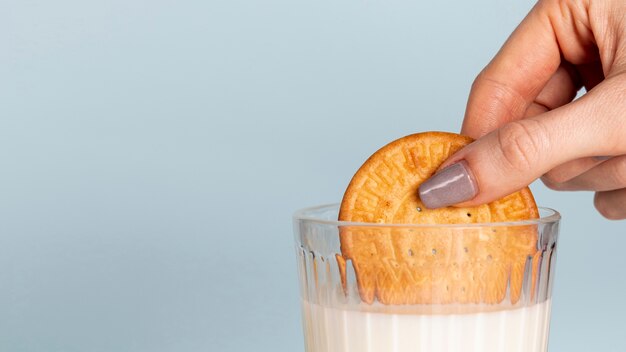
(338, 132, 539, 305)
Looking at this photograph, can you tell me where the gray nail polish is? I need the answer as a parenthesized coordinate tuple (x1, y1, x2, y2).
(593, 156, 612, 161)
(418, 161, 478, 209)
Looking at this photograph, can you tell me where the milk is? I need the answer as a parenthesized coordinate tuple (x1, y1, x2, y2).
(301, 299, 552, 352)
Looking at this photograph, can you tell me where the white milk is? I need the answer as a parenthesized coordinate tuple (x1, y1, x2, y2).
(301, 299, 552, 352)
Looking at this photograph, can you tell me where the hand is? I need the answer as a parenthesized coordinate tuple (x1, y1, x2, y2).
(418, 0, 626, 219)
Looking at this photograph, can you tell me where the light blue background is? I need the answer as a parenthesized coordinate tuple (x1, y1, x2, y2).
(1, 0, 624, 351)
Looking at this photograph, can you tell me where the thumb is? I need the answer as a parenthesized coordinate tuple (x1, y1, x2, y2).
(419, 78, 626, 208)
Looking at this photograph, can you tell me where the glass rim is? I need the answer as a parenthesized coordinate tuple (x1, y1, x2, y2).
(294, 203, 561, 228)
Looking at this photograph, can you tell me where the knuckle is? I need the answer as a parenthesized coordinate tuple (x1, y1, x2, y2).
(541, 174, 564, 190)
(594, 192, 625, 220)
(553, 0, 573, 7)
(496, 121, 545, 173)
(470, 70, 486, 92)
(470, 73, 527, 119)
(542, 169, 572, 186)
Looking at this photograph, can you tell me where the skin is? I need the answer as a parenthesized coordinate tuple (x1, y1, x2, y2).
(441, 0, 626, 219)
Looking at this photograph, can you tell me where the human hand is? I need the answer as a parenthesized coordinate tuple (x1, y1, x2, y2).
(418, 0, 626, 219)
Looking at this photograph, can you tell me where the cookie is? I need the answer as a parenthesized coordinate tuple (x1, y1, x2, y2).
(338, 132, 539, 305)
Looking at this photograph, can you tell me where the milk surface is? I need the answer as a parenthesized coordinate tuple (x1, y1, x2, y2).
(301, 299, 552, 352)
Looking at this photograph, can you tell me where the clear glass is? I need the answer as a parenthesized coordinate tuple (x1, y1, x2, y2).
(293, 204, 561, 352)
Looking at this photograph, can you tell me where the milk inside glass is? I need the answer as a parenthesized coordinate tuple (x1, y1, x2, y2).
(293, 205, 560, 352)
(301, 299, 551, 352)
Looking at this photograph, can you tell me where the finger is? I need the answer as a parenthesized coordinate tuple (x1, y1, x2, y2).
(594, 188, 626, 220)
(541, 157, 607, 184)
(419, 76, 626, 208)
(461, 1, 562, 138)
(524, 63, 582, 118)
(542, 155, 625, 191)
(532, 62, 606, 184)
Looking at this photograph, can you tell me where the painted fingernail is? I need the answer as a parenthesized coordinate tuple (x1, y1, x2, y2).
(418, 161, 478, 209)
(593, 156, 612, 161)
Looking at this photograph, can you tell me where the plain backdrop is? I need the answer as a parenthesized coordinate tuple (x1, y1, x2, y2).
(1, 0, 625, 351)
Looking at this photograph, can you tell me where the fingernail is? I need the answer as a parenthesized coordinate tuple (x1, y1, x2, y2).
(418, 161, 478, 209)
(593, 156, 612, 161)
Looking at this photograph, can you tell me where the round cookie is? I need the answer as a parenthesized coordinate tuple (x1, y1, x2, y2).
(338, 132, 539, 305)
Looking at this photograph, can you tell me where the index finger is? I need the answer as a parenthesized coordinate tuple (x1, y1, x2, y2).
(461, 1, 561, 138)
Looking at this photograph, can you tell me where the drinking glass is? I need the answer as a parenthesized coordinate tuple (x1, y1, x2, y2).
(293, 204, 560, 352)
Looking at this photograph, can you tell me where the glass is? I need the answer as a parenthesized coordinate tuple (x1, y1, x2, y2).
(293, 204, 561, 352)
